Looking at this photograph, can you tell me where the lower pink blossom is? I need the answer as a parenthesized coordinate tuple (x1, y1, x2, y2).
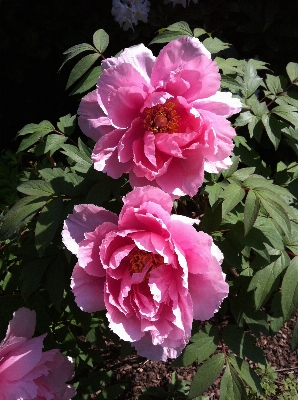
(0, 308, 76, 400)
(62, 186, 229, 361)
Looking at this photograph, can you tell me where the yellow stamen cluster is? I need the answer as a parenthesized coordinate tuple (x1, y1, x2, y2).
(143, 101, 180, 134)
(129, 248, 164, 281)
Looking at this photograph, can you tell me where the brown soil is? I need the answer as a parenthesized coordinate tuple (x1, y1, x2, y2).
(95, 312, 298, 399)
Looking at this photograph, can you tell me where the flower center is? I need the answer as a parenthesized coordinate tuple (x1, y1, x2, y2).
(143, 101, 180, 134)
(129, 248, 164, 281)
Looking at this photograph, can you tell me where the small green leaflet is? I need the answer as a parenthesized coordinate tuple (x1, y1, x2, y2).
(286, 62, 298, 83)
(188, 353, 225, 399)
(66, 53, 100, 90)
(220, 363, 247, 400)
(70, 66, 102, 96)
(281, 257, 298, 321)
(244, 190, 260, 235)
(93, 29, 109, 53)
(59, 43, 96, 71)
(203, 37, 229, 54)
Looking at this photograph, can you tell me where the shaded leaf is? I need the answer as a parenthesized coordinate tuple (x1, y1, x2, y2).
(59, 43, 96, 71)
(281, 257, 298, 321)
(173, 326, 219, 367)
(262, 114, 282, 149)
(244, 190, 260, 235)
(221, 184, 245, 217)
(66, 53, 100, 90)
(17, 180, 55, 197)
(47, 254, 65, 312)
(222, 325, 266, 365)
(188, 354, 225, 399)
(228, 355, 262, 394)
(0, 196, 47, 240)
(248, 251, 290, 308)
(35, 198, 63, 256)
(70, 66, 102, 95)
(220, 363, 247, 400)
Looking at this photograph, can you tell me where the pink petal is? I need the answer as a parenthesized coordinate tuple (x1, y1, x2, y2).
(78, 90, 113, 141)
(102, 43, 155, 84)
(92, 128, 133, 178)
(121, 186, 173, 215)
(98, 63, 149, 128)
(5, 307, 36, 340)
(0, 335, 45, 381)
(78, 222, 118, 277)
(189, 259, 229, 321)
(62, 204, 118, 255)
(194, 91, 242, 117)
(71, 263, 106, 312)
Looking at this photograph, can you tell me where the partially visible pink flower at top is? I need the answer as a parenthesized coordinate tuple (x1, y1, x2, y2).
(78, 36, 241, 198)
(0, 308, 76, 400)
(62, 186, 229, 361)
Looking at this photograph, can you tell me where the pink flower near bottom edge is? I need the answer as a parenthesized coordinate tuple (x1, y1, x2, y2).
(0, 307, 76, 400)
(62, 186, 229, 361)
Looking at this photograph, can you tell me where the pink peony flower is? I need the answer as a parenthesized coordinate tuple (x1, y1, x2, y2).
(62, 186, 229, 361)
(0, 307, 76, 400)
(78, 36, 241, 197)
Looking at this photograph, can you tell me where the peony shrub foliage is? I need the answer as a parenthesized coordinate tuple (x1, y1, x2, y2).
(1, 14, 298, 400)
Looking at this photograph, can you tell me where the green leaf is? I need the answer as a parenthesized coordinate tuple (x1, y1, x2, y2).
(17, 180, 55, 197)
(93, 29, 109, 53)
(199, 202, 222, 233)
(86, 181, 112, 206)
(286, 62, 298, 83)
(220, 363, 247, 400)
(97, 384, 126, 400)
(0, 196, 47, 240)
(261, 114, 282, 149)
(34, 134, 67, 156)
(221, 184, 245, 217)
(235, 111, 253, 127)
(244, 190, 260, 235)
(243, 175, 294, 198)
(173, 326, 219, 366)
(220, 76, 243, 92)
(17, 123, 38, 136)
(281, 257, 298, 321)
(66, 53, 100, 90)
(241, 62, 263, 98)
(248, 251, 290, 308)
(57, 114, 76, 135)
(35, 198, 63, 256)
(59, 43, 96, 71)
(222, 156, 240, 178)
(272, 105, 298, 126)
(20, 256, 53, 299)
(60, 143, 92, 172)
(227, 355, 262, 394)
(188, 354, 225, 399)
(265, 74, 283, 95)
(70, 66, 102, 96)
(193, 28, 206, 37)
(203, 37, 229, 54)
(166, 21, 193, 36)
(291, 319, 298, 351)
(47, 254, 65, 312)
(232, 167, 255, 181)
(256, 191, 291, 235)
(284, 220, 298, 254)
(205, 183, 223, 207)
(222, 325, 266, 365)
(149, 31, 190, 45)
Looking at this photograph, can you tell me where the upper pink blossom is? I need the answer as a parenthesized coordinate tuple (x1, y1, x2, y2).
(62, 186, 229, 361)
(78, 36, 241, 197)
(0, 308, 76, 400)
